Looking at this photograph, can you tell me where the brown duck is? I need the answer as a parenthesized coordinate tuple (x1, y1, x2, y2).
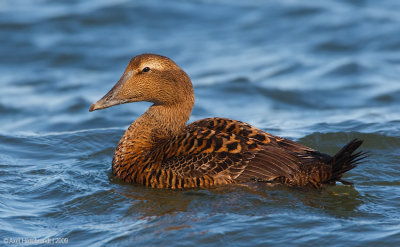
(89, 54, 366, 189)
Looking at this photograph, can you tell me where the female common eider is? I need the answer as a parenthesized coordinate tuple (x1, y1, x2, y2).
(89, 54, 366, 189)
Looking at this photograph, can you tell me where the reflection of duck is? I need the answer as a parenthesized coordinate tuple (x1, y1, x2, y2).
(90, 54, 366, 189)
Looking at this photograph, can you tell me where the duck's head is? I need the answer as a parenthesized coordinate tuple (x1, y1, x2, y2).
(89, 54, 194, 112)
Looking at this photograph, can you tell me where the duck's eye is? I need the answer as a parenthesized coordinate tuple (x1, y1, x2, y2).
(142, 67, 150, 72)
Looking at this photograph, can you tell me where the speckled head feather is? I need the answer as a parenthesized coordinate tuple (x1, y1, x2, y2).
(90, 54, 194, 111)
(90, 54, 367, 189)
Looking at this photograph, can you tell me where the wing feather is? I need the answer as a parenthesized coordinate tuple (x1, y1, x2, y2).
(156, 118, 311, 186)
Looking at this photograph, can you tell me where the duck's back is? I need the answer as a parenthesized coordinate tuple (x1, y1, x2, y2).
(140, 117, 363, 189)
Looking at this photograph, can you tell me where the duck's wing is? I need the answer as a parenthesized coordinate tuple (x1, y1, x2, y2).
(158, 118, 323, 188)
(158, 126, 256, 188)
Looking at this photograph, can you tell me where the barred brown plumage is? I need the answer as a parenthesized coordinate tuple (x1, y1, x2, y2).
(90, 54, 367, 189)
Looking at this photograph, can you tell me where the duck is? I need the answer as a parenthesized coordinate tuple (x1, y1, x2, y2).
(89, 54, 366, 189)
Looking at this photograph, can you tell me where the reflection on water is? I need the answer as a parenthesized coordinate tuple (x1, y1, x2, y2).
(111, 181, 364, 219)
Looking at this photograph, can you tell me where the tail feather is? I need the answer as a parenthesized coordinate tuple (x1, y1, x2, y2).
(328, 139, 368, 184)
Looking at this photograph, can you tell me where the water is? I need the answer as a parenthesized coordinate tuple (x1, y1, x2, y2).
(1, 0, 399, 246)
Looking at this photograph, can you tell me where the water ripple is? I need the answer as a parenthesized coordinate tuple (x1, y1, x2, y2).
(1, 0, 399, 246)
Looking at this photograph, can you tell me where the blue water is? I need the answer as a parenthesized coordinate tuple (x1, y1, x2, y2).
(1, 0, 400, 246)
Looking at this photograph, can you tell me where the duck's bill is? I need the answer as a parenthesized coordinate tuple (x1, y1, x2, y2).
(89, 71, 133, 112)
(89, 98, 132, 112)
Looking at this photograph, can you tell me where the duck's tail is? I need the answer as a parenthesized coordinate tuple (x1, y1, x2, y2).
(327, 139, 368, 185)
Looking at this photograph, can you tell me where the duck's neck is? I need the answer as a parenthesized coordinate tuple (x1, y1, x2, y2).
(119, 102, 193, 149)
